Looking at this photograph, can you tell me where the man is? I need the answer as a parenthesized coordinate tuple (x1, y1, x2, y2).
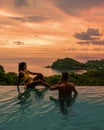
(50, 72, 78, 110)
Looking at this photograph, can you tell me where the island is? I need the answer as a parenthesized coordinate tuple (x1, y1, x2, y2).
(46, 57, 104, 70)
(0, 58, 104, 86)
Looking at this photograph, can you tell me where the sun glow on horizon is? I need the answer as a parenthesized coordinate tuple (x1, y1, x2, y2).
(0, 0, 104, 60)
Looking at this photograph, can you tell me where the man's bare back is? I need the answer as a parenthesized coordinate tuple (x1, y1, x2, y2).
(50, 72, 78, 100)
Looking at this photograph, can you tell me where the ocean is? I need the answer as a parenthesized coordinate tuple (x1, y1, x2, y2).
(0, 53, 87, 76)
(0, 52, 103, 76)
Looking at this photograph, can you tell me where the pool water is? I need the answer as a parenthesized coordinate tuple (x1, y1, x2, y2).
(0, 86, 104, 130)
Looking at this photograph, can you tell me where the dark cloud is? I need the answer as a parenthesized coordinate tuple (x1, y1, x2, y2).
(74, 28, 101, 40)
(62, 47, 104, 52)
(74, 32, 95, 40)
(52, 0, 104, 15)
(87, 28, 100, 36)
(73, 28, 104, 45)
(78, 40, 104, 45)
(9, 16, 49, 23)
(74, 47, 104, 51)
(13, 41, 24, 45)
(14, 0, 29, 7)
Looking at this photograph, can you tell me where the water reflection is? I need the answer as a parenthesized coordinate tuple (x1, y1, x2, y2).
(18, 88, 48, 107)
(50, 95, 78, 115)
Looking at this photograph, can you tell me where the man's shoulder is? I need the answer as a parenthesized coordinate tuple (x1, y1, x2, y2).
(67, 82, 74, 87)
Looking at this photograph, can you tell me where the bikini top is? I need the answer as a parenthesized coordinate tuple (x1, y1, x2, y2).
(19, 70, 33, 86)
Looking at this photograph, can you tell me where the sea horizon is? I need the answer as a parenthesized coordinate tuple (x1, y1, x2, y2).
(0, 52, 103, 76)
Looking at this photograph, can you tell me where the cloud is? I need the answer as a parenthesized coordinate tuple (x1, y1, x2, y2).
(78, 40, 104, 45)
(52, 0, 104, 16)
(9, 16, 49, 23)
(14, 0, 29, 7)
(86, 28, 101, 36)
(74, 28, 104, 45)
(61, 46, 104, 52)
(13, 41, 24, 45)
(0, 40, 25, 47)
(74, 28, 101, 40)
(74, 32, 96, 40)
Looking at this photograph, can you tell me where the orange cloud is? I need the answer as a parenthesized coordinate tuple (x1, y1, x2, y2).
(0, 0, 104, 59)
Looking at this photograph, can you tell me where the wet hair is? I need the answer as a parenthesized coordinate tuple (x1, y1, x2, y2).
(62, 72, 69, 81)
(18, 62, 26, 72)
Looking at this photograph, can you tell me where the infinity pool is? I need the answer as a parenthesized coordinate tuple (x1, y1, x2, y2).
(0, 86, 104, 130)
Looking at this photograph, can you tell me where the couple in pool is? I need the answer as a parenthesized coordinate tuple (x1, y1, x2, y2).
(17, 62, 78, 109)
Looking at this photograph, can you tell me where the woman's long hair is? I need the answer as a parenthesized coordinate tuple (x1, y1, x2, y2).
(18, 62, 26, 72)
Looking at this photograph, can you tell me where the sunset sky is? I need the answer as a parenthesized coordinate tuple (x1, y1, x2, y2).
(0, 0, 104, 62)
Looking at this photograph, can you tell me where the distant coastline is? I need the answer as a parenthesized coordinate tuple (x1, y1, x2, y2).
(46, 57, 104, 71)
(0, 57, 104, 86)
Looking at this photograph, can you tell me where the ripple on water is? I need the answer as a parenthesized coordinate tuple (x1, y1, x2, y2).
(0, 86, 104, 130)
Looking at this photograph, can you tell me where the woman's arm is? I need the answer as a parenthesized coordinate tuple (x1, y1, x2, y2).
(17, 72, 24, 93)
(17, 73, 22, 93)
(27, 70, 42, 76)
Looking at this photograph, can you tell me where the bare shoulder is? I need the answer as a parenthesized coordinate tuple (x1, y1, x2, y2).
(68, 82, 78, 94)
(68, 82, 74, 86)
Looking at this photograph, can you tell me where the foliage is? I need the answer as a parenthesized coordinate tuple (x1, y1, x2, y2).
(0, 65, 5, 73)
(85, 59, 104, 69)
(45, 75, 60, 85)
(0, 59, 104, 86)
(5, 72, 17, 85)
(0, 65, 18, 85)
(51, 58, 104, 71)
(51, 57, 85, 70)
(45, 68, 104, 86)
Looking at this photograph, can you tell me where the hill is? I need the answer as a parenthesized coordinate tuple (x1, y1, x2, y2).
(50, 58, 104, 71)
(0, 58, 104, 86)
(51, 57, 85, 70)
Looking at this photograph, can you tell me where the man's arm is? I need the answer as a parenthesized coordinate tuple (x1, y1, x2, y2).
(50, 84, 62, 90)
(69, 82, 78, 95)
(72, 85, 78, 95)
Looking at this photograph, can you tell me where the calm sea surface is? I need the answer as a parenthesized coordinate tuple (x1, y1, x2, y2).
(0, 53, 87, 76)
(0, 86, 104, 130)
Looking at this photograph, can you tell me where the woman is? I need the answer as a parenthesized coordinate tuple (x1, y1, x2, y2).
(17, 62, 51, 90)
